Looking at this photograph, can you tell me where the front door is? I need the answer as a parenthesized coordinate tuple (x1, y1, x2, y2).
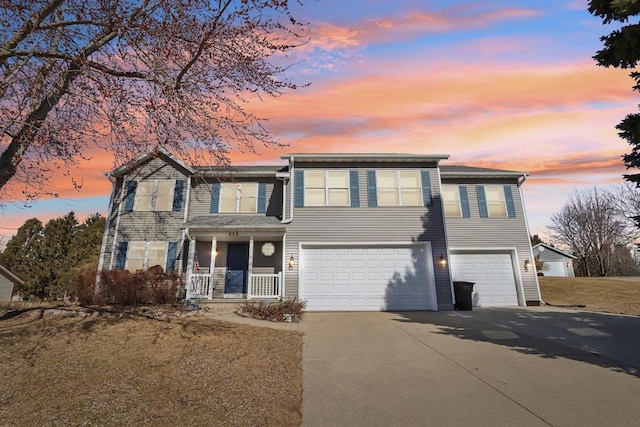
(225, 243, 249, 294)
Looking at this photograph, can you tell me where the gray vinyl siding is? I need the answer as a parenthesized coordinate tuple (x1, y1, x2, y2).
(104, 157, 188, 270)
(188, 178, 281, 219)
(285, 167, 453, 309)
(443, 180, 540, 303)
(0, 275, 14, 302)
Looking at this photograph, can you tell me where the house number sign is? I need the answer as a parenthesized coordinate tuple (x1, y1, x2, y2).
(228, 231, 239, 237)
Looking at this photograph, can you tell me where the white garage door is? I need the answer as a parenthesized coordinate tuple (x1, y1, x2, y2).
(300, 245, 436, 311)
(450, 253, 519, 307)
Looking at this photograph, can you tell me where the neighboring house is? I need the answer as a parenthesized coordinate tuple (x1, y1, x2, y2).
(98, 148, 541, 311)
(532, 243, 576, 277)
(0, 264, 22, 302)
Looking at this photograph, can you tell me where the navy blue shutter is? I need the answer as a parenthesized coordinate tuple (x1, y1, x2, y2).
(477, 185, 488, 218)
(367, 171, 377, 207)
(166, 242, 178, 272)
(504, 185, 516, 218)
(116, 241, 128, 269)
(421, 170, 432, 207)
(294, 170, 304, 208)
(210, 182, 220, 213)
(349, 170, 360, 207)
(257, 182, 267, 213)
(124, 180, 137, 212)
(172, 180, 184, 212)
(459, 186, 471, 218)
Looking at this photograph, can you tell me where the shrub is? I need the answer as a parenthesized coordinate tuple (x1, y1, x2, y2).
(69, 268, 180, 306)
(238, 298, 306, 322)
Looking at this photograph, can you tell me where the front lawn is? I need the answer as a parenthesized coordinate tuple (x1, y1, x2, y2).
(0, 308, 302, 426)
(539, 276, 640, 316)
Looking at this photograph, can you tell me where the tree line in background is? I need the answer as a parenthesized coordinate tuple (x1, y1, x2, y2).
(0, 212, 105, 299)
(546, 183, 640, 277)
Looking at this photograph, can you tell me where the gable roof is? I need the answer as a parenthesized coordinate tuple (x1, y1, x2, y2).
(532, 243, 577, 259)
(281, 153, 450, 163)
(107, 146, 195, 178)
(0, 264, 24, 285)
(440, 165, 526, 179)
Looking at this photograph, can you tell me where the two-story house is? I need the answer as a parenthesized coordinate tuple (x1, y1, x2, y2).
(97, 148, 541, 311)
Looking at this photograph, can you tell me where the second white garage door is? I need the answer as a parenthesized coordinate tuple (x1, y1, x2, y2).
(300, 245, 437, 311)
(450, 253, 519, 307)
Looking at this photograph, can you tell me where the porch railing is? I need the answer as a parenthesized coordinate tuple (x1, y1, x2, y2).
(190, 273, 212, 299)
(249, 272, 282, 299)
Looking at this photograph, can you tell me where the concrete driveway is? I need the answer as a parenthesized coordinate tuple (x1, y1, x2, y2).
(300, 308, 640, 427)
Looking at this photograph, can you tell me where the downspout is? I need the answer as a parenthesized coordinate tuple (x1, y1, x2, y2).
(517, 173, 543, 305)
(437, 165, 454, 311)
(96, 174, 117, 285)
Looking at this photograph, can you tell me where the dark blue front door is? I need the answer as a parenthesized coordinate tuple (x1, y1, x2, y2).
(225, 243, 249, 293)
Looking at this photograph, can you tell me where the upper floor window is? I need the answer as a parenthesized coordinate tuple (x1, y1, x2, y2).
(442, 185, 462, 217)
(124, 179, 184, 213)
(304, 170, 350, 206)
(377, 170, 422, 206)
(220, 183, 258, 213)
(210, 182, 267, 214)
(477, 185, 516, 218)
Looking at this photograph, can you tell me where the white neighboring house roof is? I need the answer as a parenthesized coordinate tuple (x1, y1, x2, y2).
(0, 264, 24, 285)
(532, 243, 577, 259)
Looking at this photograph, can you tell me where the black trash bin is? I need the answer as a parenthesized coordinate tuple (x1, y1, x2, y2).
(453, 281, 475, 310)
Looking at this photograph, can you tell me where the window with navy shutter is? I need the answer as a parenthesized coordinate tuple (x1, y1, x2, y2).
(294, 170, 304, 207)
(257, 182, 267, 213)
(116, 241, 128, 269)
(477, 185, 488, 218)
(210, 182, 221, 213)
(123, 181, 137, 213)
(421, 170, 432, 207)
(367, 170, 377, 207)
(166, 242, 178, 272)
(504, 185, 516, 218)
(172, 180, 184, 212)
(459, 186, 471, 218)
(349, 170, 360, 207)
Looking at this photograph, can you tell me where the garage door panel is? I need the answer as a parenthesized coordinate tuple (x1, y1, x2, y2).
(301, 245, 435, 311)
(451, 252, 519, 307)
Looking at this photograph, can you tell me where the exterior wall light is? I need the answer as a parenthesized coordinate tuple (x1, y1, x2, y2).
(288, 255, 295, 270)
(524, 259, 531, 272)
(439, 254, 447, 267)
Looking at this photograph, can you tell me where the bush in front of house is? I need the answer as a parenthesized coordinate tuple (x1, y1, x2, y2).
(69, 267, 179, 306)
(237, 298, 306, 322)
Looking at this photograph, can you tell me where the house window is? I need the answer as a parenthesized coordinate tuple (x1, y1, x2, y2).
(442, 185, 462, 217)
(219, 183, 258, 213)
(377, 170, 422, 206)
(124, 242, 168, 272)
(485, 185, 508, 217)
(304, 171, 350, 206)
(132, 180, 176, 211)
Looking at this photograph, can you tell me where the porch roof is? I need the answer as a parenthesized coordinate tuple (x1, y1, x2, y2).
(184, 215, 286, 230)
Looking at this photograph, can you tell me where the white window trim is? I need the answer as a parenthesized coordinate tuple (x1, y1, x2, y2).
(304, 170, 350, 207)
(134, 180, 175, 212)
(442, 184, 462, 217)
(376, 170, 423, 207)
(125, 241, 168, 272)
(219, 182, 258, 213)
(484, 185, 508, 218)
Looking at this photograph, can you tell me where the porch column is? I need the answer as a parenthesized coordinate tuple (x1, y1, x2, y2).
(185, 239, 196, 299)
(209, 238, 217, 299)
(247, 236, 254, 299)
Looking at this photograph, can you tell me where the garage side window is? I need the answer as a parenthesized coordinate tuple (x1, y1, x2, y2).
(304, 170, 350, 207)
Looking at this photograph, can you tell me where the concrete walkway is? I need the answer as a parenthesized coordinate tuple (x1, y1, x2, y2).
(300, 308, 640, 427)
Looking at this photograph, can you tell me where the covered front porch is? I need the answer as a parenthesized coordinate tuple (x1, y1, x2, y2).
(184, 216, 286, 300)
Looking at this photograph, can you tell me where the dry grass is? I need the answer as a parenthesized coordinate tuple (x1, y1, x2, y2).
(0, 308, 302, 426)
(539, 276, 640, 316)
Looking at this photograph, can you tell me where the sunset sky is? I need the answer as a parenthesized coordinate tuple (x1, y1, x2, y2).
(0, 0, 637, 246)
